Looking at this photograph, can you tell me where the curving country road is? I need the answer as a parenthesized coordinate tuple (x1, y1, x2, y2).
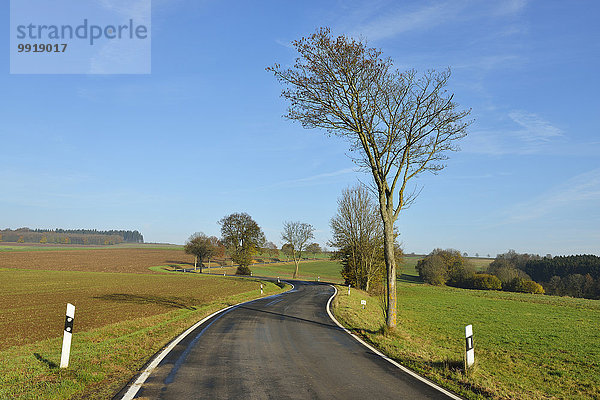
(122, 281, 458, 399)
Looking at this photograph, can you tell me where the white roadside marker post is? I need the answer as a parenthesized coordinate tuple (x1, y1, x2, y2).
(277, 277, 280, 284)
(465, 324, 475, 369)
(60, 303, 75, 368)
(361, 299, 366, 309)
(317, 276, 320, 282)
(260, 284, 263, 295)
(348, 285, 351, 295)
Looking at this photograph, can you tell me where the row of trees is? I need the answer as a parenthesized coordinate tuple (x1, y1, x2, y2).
(184, 213, 318, 277)
(0, 228, 143, 245)
(485, 251, 600, 299)
(493, 252, 600, 299)
(31, 228, 144, 243)
(418, 250, 600, 299)
(416, 249, 545, 294)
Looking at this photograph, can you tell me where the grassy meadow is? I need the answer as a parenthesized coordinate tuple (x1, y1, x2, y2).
(200, 259, 345, 283)
(332, 263, 600, 399)
(0, 246, 288, 399)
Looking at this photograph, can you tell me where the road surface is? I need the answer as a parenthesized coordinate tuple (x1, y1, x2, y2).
(123, 281, 457, 399)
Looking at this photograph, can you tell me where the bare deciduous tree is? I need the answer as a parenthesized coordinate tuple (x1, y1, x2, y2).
(305, 242, 322, 258)
(329, 185, 385, 292)
(281, 221, 315, 278)
(269, 28, 471, 328)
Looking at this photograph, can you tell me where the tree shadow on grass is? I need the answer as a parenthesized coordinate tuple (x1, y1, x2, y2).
(165, 260, 194, 266)
(94, 294, 197, 310)
(34, 353, 58, 369)
(397, 273, 424, 284)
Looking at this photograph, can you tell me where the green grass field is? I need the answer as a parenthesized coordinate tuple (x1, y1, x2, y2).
(0, 268, 287, 399)
(251, 260, 343, 282)
(402, 255, 493, 272)
(201, 260, 344, 283)
(333, 266, 600, 399)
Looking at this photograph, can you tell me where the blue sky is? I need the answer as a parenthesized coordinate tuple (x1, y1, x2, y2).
(1, 0, 598, 256)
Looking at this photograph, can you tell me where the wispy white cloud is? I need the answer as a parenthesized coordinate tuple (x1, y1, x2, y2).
(342, 0, 528, 42)
(350, 2, 462, 41)
(293, 168, 356, 183)
(464, 110, 564, 155)
(508, 110, 563, 143)
(455, 54, 522, 72)
(493, 0, 528, 17)
(275, 39, 295, 50)
(218, 168, 357, 196)
(503, 168, 600, 223)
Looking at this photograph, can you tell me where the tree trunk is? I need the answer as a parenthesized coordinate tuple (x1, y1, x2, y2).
(382, 214, 397, 328)
(293, 259, 299, 278)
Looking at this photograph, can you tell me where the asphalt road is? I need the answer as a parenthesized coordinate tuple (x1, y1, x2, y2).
(125, 281, 456, 399)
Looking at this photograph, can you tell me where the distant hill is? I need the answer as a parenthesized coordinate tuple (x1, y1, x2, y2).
(0, 228, 144, 245)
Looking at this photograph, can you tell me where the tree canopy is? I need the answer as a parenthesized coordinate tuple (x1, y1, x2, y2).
(281, 221, 314, 278)
(219, 212, 265, 274)
(269, 27, 471, 327)
(184, 232, 220, 272)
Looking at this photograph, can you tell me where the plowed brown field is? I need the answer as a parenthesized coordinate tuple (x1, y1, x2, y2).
(0, 248, 195, 273)
(0, 248, 268, 351)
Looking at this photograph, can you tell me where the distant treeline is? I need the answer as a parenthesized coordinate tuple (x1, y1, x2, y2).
(523, 255, 600, 299)
(417, 249, 600, 300)
(0, 228, 144, 245)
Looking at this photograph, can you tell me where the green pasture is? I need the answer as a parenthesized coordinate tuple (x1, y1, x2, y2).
(333, 276, 600, 399)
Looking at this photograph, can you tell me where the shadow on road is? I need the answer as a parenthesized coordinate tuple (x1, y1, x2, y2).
(237, 305, 342, 331)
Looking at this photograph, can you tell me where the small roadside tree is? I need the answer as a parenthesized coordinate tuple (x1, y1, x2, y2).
(219, 212, 265, 275)
(206, 235, 224, 269)
(305, 242, 322, 258)
(269, 28, 471, 328)
(329, 185, 386, 292)
(184, 232, 217, 272)
(281, 243, 293, 261)
(263, 241, 279, 259)
(281, 221, 315, 279)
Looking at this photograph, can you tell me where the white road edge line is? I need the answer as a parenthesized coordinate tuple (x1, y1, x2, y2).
(121, 282, 295, 400)
(326, 285, 464, 400)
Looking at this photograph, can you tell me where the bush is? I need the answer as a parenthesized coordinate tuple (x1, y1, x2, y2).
(520, 280, 545, 294)
(504, 277, 545, 294)
(416, 254, 447, 285)
(416, 249, 467, 286)
(492, 266, 531, 285)
(472, 274, 502, 290)
(447, 262, 476, 289)
(235, 265, 252, 275)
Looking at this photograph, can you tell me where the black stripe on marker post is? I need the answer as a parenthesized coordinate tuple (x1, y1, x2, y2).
(64, 315, 74, 333)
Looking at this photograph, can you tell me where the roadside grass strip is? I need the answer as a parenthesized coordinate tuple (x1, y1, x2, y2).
(326, 285, 463, 400)
(331, 282, 600, 400)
